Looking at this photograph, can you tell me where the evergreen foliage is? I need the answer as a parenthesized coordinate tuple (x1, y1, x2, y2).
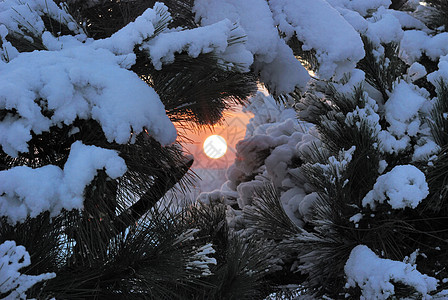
(3, 0, 448, 299)
(286, 23, 448, 298)
(0, 0, 266, 298)
(271, 3, 448, 298)
(202, 1, 448, 299)
(423, 0, 448, 30)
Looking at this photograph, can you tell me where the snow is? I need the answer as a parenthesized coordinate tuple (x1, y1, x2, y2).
(0, 0, 82, 37)
(194, 0, 279, 61)
(377, 81, 435, 157)
(187, 243, 217, 276)
(384, 82, 427, 137)
(327, 0, 392, 16)
(198, 92, 317, 229)
(327, 5, 427, 73)
(0, 0, 306, 161)
(193, 0, 310, 93)
(355, 7, 427, 51)
(428, 55, 448, 84)
(436, 290, 448, 298)
(408, 62, 427, 82)
(377, 131, 410, 155)
(362, 165, 429, 210)
(367, 10, 404, 45)
(280, 187, 307, 226)
(236, 180, 265, 208)
(0, 45, 176, 157)
(400, 30, 430, 63)
(0, 240, 56, 299)
(298, 192, 319, 221)
(321, 4, 429, 70)
(332, 69, 366, 95)
(313, 146, 357, 181)
(401, 31, 448, 64)
(0, 141, 127, 224)
(92, 3, 166, 56)
(378, 160, 388, 174)
(425, 33, 448, 61)
(345, 245, 437, 299)
(349, 213, 363, 224)
(269, 0, 365, 80)
(40, 3, 254, 73)
(413, 138, 440, 161)
(335, 7, 369, 35)
(386, 9, 428, 31)
(0, 25, 19, 62)
(345, 90, 381, 136)
(255, 39, 309, 94)
(2, 0, 448, 294)
(141, 19, 253, 72)
(174, 229, 217, 276)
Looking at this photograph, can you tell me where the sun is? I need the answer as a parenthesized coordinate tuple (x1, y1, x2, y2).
(203, 135, 227, 159)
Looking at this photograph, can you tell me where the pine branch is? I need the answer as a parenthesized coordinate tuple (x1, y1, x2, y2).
(4, 32, 47, 52)
(287, 34, 319, 73)
(357, 36, 407, 100)
(425, 80, 448, 213)
(389, 0, 407, 10)
(180, 202, 228, 266)
(63, 0, 197, 39)
(206, 234, 274, 300)
(422, 0, 448, 30)
(0, 213, 64, 276)
(114, 156, 194, 233)
(295, 86, 332, 124)
(39, 208, 216, 299)
(244, 184, 301, 239)
(134, 50, 257, 126)
(430, 79, 448, 146)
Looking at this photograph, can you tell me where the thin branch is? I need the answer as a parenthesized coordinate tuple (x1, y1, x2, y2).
(114, 156, 194, 232)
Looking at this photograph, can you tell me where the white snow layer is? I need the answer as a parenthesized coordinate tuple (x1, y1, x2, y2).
(384, 82, 426, 138)
(427, 54, 448, 85)
(401, 30, 448, 64)
(0, 44, 176, 157)
(141, 19, 253, 72)
(0, 141, 127, 224)
(362, 165, 429, 210)
(173, 229, 217, 276)
(2, 0, 295, 159)
(0, 0, 82, 38)
(269, 0, 365, 80)
(312, 146, 356, 181)
(193, 0, 310, 93)
(345, 245, 437, 299)
(96, 1, 254, 71)
(92, 2, 169, 56)
(345, 89, 382, 137)
(0, 240, 56, 299)
(327, 0, 391, 16)
(0, 1, 185, 158)
(378, 81, 438, 159)
(187, 243, 217, 276)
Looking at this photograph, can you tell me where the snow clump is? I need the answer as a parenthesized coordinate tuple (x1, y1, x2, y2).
(269, 0, 365, 80)
(345, 245, 437, 299)
(362, 165, 429, 210)
(0, 142, 127, 224)
(0, 240, 56, 299)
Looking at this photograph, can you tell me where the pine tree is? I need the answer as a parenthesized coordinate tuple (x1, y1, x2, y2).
(205, 1, 448, 299)
(0, 1, 275, 298)
(5, 1, 448, 299)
